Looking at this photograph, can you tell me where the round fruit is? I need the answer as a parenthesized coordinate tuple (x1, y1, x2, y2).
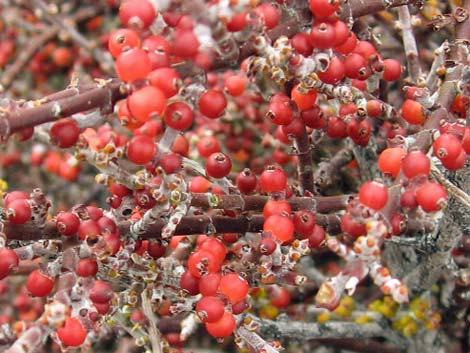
(358, 181, 388, 210)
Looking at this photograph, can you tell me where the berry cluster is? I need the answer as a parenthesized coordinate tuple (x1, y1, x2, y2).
(0, 0, 469, 352)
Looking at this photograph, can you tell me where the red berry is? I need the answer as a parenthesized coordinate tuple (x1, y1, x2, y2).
(318, 56, 345, 84)
(358, 181, 388, 210)
(334, 32, 357, 54)
(119, 0, 156, 29)
(115, 48, 151, 82)
(327, 116, 348, 138)
(416, 182, 448, 212)
(7, 199, 31, 224)
(263, 200, 292, 218)
(391, 213, 405, 236)
(282, 117, 305, 138)
(433, 133, 463, 163)
(171, 29, 200, 58)
(270, 286, 291, 308)
(218, 273, 249, 303)
(254, 3, 281, 29)
(291, 84, 317, 111)
(267, 100, 294, 126)
(224, 74, 247, 97)
(308, 224, 326, 248)
(78, 220, 101, 241)
(148, 68, 181, 98)
(196, 296, 225, 323)
(127, 135, 156, 165)
(259, 237, 277, 255)
(160, 153, 182, 174)
(344, 53, 369, 79)
(108, 28, 141, 58)
(332, 20, 350, 47)
(144, 35, 171, 55)
(147, 241, 166, 259)
(309, 0, 340, 18)
(301, 106, 326, 129)
(199, 90, 227, 119)
(89, 280, 114, 304)
(400, 188, 418, 208)
(200, 237, 227, 263)
(366, 100, 383, 118)
(293, 210, 316, 237)
(56, 212, 80, 236)
(401, 150, 430, 179)
(57, 317, 88, 347)
(291, 33, 313, 56)
(310, 22, 336, 49)
(4, 190, 29, 207)
(341, 212, 367, 238)
(206, 152, 232, 179)
(87, 206, 104, 221)
(77, 258, 99, 277)
(232, 299, 249, 314)
(236, 168, 257, 193)
(0, 248, 19, 280)
(197, 136, 221, 158)
(402, 99, 426, 125)
(378, 147, 406, 178)
(442, 148, 466, 171)
(180, 270, 200, 295)
(187, 250, 222, 278)
(26, 270, 55, 297)
(164, 102, 194, 131)
(382, 58, 403, 81)
(50, 119, 80, 148)
(263, 213, 295, 243)
(226, 12, 248, 32)
(205, 312, 236, 338)
(199, 272, 221, 296)
(128, 86, 166, 123)
(260, 166, 287, 193)
(353, 40, 377, 60)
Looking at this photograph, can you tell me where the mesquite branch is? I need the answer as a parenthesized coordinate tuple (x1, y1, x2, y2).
(0, 79, 127, 135)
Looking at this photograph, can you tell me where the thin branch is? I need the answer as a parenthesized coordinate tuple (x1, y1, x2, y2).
(190, 193, 352, 213)
(0, 79, 127, 136)
(294, 125, 315, 194)
(4, 213, 344, 241)
(396, 5, 423, 83)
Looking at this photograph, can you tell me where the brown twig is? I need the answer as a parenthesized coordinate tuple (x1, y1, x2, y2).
(191, 193, 352, 213)
(294, 125, 315, 195)
(1, 79, 127, 135)
(4, 214, 341, 241)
